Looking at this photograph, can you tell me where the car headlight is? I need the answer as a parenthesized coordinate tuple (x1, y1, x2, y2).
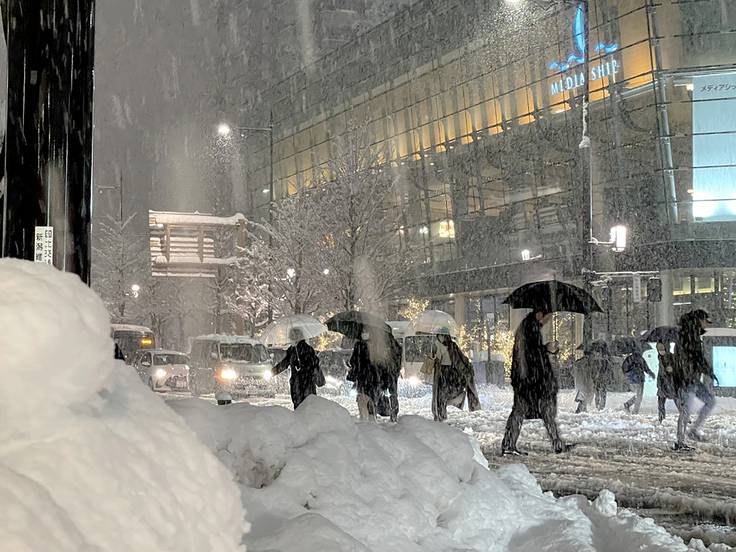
(155, 368, 167, 379)
(408, 376, 420, 387)
(220, 368, 238, 380)
(262, 369, 273, 381)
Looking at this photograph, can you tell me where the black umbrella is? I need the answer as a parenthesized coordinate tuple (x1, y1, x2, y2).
(325, 311, 392, 340)
(640, 326, 679, 343)
(503, 280, 602, 315)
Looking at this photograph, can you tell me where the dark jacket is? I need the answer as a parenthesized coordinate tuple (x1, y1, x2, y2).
(622, 352, 654, 384)
(674, 312, 713, 391)
(510, 312, 558, 419)
(657, 352, 677, 399)
(347, 339, 381, 399)
(273, 340, 325, 408)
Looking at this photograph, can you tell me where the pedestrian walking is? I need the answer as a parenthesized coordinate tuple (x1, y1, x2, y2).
(656, 341, 677, 422)
(502, 310, 568, 455)
(431, 331, 481, 421)
(376, 333, 403, 422)
(347, 332, 382, 422)
(271, 329, 325, 409)
(591, 342, 613, 410)
(572, 352, 595, 413)
(622, 349, 655, 414)
(673, 309, 716, 451)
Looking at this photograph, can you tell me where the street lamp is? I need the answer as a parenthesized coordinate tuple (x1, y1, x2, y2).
(286, 268, 296, 279)
(217, 123, 232, 138)
(130, 283, 140, 298)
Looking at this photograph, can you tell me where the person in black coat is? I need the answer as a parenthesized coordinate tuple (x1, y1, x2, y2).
(591, 342, 613, 410)
(271, 330, 325, 409)
(656, 341, 677, 422)
(622, 350, 655, 414)
(431, 333, 481, 421)
(502, 310, 568, 455)
(347, 332, 382, 421)
(375, 333, 403, 422)
(673, 309, 716, 450)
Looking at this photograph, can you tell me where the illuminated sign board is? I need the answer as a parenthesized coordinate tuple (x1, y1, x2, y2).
(548, 4, 619, 95)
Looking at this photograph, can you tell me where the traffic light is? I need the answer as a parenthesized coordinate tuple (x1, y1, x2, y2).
(647, 278, 662, 303)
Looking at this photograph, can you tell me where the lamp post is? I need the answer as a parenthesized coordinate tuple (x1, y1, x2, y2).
(217, 113, 274, 224)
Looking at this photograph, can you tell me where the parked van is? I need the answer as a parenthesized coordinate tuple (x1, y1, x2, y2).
(188, 335, 274, 397)
(111, 324, 155, 363)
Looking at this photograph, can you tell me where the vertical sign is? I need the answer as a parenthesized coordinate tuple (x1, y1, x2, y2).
(34, 226, 54, 264)
(632, 274, 642, 304)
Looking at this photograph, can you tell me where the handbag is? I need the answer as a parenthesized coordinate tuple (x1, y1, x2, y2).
(419, 355, 438, 381)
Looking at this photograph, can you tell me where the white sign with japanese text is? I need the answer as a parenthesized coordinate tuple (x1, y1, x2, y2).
(34, 226, 54, 265)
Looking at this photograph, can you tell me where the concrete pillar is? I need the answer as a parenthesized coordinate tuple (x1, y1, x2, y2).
(454, 293, 467, 327)
(657, 270, 674, 326)
(574, 314, 585, 354)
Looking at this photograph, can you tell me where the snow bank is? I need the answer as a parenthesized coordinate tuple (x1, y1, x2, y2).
(0, 260, 246, 552)
(171, 394, 698, 552)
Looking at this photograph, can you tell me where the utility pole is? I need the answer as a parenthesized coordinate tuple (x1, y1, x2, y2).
(1, 0, 96, 283)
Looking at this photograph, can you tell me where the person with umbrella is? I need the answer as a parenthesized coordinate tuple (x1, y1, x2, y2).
(347, 331, 383, 421)
(501, 280, 600, 454)
(430, 329, 481, 422)
(271, 328, 325, 409)
(621, 343, 655, 415)
(656, 340, 677, 422)
(673, 309, 716, 451)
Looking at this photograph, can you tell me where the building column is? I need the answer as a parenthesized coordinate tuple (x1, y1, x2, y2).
(657, 269, 674, 326)
(454, 293, 467, 327)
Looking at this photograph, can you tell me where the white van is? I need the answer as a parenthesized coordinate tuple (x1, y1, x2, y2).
(188, 335, 274, 397)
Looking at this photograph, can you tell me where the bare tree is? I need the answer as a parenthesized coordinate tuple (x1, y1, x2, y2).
(312, 121, 413, 313)
(92, 213, 148, 322)
(222, 247, 275, 336)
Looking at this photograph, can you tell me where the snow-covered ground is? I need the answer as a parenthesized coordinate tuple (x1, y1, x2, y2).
(195, 384, 736, 549)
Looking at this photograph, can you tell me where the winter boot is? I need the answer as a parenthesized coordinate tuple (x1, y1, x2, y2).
(501, 447, 528, 457)
(673, 442, 696, 452)
(687, 429, 707, 442)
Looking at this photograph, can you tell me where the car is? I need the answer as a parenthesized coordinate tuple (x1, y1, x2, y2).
(188, 335, 274, 398)
(133, 349, 190, 392)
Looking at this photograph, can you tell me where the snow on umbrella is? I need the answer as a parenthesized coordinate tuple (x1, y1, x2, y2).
(502, 280, 602, 315)
(640, 326, 679, 343)
(411, 310, 458, 337)
(325, 311, 392, 339)
(260, 314, 327, 347)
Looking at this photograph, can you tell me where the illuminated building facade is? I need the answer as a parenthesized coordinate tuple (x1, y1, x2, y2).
(242, 0, 736, 335)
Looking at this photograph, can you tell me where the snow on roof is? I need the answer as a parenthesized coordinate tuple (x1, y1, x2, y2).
(111, 324, 153, 333)
(191, 334, 265, 345)
(150, 349, 188, 356)
(149, 210, 246, 227)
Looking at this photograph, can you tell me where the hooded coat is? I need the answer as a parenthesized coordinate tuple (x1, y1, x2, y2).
(432, 337, 481, 416)
(510, 312, 558, 420)
(347, 339, 381, 400)
(273, 340, 325, 408)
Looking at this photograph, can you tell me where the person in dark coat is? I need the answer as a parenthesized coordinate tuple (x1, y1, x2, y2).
(621, 350, 655, 414)
(114, 343, 125, 361)
(431, 332, 481, 422)
(656, 341, 677, 422)
(502, 310, 568, 455)
(271, 329, 325, 409)
(591, 342, 613, 410)
(673, 309, 716, 450)
(347, 332, 382, 421)
(375, 333, 403, 422)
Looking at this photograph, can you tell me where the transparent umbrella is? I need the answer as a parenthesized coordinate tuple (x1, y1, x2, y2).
(260, 314, 327, 347)
(411, 310, 458, 337)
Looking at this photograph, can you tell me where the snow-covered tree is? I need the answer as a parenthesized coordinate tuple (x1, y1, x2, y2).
(222, 247, 275, 336)
(92, 213, 149, 322)
(312, 121, 413, 313)
(249, 192, 327, 316)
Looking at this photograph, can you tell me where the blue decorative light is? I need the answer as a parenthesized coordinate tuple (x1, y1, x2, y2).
(548, 3, 618, 72)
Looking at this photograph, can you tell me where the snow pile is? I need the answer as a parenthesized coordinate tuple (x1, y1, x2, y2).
(0, 260, 246, 552)
(171, 395, 698, 552)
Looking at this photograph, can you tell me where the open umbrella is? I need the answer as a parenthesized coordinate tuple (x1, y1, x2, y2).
(503, 280, 602, 315)
(260, 314, 327, 347)
(411, 310, 458, 337)
(325, 311, 392, 340)
(640, 326, 679, 343)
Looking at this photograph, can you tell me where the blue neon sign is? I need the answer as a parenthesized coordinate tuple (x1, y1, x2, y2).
(549, 4, 618, 73)
(547, 3, 619, 95)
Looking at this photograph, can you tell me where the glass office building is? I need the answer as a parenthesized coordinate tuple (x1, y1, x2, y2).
(240, 0, 736, 335)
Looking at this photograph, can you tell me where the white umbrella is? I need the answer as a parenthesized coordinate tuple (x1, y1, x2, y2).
(411, 310, 458, 337)
(260, 314, 327, 347)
